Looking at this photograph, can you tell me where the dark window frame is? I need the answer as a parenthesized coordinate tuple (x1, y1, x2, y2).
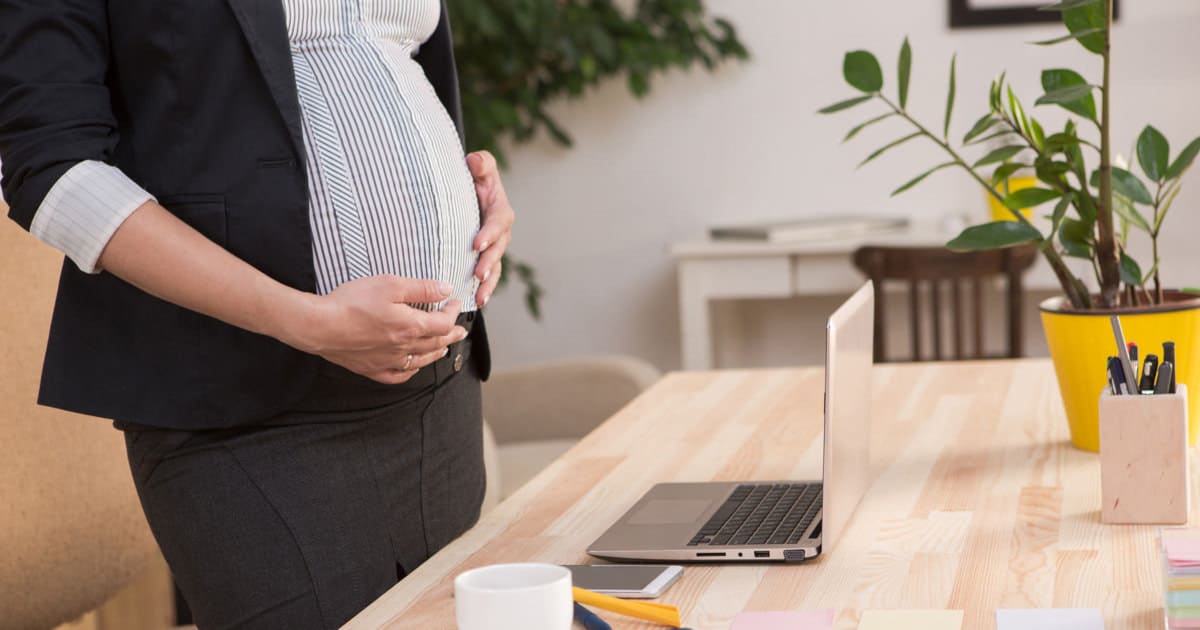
(949, 0, 1119, 28)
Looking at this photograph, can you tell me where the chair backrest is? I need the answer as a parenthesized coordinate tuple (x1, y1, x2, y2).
(0, 209, 159, 630)
(851, 244, 1038, 363)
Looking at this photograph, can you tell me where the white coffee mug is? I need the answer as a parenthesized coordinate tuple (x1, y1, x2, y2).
(454, 562, 572, 630)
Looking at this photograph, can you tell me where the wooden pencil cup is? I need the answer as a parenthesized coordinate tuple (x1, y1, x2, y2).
(1099, 384, 1189, 525)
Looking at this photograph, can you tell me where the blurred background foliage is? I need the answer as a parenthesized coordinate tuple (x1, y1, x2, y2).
(446, 0, 748, 317)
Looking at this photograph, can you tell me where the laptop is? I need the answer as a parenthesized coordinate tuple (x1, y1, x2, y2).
(587, 282, 874, 563)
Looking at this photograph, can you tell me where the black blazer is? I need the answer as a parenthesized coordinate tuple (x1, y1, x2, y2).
(0, 0, 491, 429)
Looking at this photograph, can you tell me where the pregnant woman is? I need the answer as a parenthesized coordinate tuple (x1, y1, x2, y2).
(0, 1, 514, 628)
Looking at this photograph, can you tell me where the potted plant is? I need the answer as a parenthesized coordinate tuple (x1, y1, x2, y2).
(819, 0, 1200, 451)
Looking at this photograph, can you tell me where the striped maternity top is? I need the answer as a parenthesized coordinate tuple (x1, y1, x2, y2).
(30, 0, 481, 312)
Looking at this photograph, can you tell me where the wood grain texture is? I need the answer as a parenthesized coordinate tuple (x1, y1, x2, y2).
(346, 360, 1185, 630)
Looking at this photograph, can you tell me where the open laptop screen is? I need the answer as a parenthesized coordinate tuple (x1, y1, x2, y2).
(820, 282, 874, 550)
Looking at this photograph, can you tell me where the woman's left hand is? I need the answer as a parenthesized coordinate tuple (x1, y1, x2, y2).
(467, 150, 515, 308)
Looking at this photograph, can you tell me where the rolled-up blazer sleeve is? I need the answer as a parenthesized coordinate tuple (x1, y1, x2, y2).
(0, 0, 125, 231)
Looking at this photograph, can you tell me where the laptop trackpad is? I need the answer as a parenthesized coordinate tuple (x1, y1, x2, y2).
(627, 499, 712, 525)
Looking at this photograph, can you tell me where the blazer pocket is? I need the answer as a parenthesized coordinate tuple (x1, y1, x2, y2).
(158, 194, 227, 246)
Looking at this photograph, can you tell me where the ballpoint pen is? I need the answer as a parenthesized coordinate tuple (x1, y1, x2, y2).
(574, 602, 613, 630)
(573, 587, 683, 627)
(1139, 354, 1160, 394)
(1108, 356, 1130, 395)
(1164, 341, 1178, 393)
(1156, 362, 1175, 395)
(1110, 316, 1140, 395)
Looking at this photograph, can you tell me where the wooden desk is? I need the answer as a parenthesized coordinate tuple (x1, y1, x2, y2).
(348, 360, 1177, 629)
(670, 230, 1066, 370)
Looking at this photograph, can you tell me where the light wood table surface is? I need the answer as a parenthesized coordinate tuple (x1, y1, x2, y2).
(347, 359, 1183, 629)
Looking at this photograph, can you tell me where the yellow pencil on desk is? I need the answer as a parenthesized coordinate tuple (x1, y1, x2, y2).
(572, 586, 683, 627)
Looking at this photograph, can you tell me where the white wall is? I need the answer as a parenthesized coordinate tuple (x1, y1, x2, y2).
(485, 0, 1200, 371)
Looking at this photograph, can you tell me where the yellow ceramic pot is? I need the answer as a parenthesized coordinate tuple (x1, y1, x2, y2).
(989, 176, 1038, 222)
(1040, 293, 1200, 451)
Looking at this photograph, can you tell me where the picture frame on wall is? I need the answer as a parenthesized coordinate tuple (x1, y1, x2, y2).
(949, 0, 1120, 28)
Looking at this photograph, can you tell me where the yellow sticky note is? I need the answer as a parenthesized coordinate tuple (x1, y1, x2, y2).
(858, 609, 964, 630)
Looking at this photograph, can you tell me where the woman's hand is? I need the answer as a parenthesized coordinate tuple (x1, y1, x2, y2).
(289, 275, 468, 384)
(467, 150, 515, 308)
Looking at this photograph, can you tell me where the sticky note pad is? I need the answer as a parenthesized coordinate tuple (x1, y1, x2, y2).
(996, 608, 1104, 630)
(731, 609, 835, 630)
(857, 609, 963, 630)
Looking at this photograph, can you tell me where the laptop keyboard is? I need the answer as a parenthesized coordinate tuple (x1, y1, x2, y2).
(687, 483, 822, 547)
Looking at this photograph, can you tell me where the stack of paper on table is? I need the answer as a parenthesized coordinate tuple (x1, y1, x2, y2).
(1163, 529, 1200, 628)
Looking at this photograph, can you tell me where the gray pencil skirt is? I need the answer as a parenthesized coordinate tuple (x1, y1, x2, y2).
(117, 333, 485, 630)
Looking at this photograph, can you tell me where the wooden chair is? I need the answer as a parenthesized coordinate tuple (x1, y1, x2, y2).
(851, 244, 1038, 362)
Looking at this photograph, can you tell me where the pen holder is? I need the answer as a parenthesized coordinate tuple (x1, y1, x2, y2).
(1099, 384, 1190, 525)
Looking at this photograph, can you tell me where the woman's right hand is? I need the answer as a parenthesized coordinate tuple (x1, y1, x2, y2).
(286, 275, 467, 384)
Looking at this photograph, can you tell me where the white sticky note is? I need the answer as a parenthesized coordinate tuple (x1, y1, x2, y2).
(857, 609, 963, 630)
(995, 608, 1105, 630)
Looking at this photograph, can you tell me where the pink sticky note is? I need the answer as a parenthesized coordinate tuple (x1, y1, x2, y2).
(731, 609, 836, 630)
(1165, 538, 1200, 562)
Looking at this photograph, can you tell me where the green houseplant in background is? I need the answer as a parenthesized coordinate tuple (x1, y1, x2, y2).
(819, 0, 1200, 451)
(447, 0, 748, 318)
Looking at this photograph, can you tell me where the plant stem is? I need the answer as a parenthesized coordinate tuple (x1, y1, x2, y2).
(878, 94, 1091, 309)
(1094, 0, 1121, 308)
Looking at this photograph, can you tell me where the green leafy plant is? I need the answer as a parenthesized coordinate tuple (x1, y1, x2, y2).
(448, 0, 748, 317)
(819, 0, 1199, 310)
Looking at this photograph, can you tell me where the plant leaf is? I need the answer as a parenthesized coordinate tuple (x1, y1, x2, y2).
(898, 38, 912, 109)
(1036, 84, 1097, 109)
(1050, 193, 1073, 231)
(962, 113, 997, 144)
(1063, 0, 1107, 55)
(1156, 180, 1184, 233)
(1120, 251, 1144, 287)
(992, 162, 1026, 185)
(973, 145, 1026, 168)
(946, 221, 1042, 251)
(1089, 167, 1154, 206)
(971, 129, 1021, 146)
(1035, 158, 1072, 187)
(1044, 131, 1081, 153)
(1112, 190, 1152, 232)
(944, 54, 957, 139)
(1166, 137, 1200, 180)
(818, 95, 873, 114)
(844, 50, 883, 93)
(1008, 86, 1030, 139)
(843, 112, 895, 142)
(1040, 69, 1097, 120)
(859, 132, 922, 167)
(1059, 217, 1094, 258)
(1030, 118, 1047, 151)
(892, 161, 956, 196)
(991, 71, 1008, 112)
(1005, 187, 1062, 210)
(1031, 27, 1103, 45)
(1136, 125, 1169, 182)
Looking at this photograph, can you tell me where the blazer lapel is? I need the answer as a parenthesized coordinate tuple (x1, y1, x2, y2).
(225, 0, 306, 163)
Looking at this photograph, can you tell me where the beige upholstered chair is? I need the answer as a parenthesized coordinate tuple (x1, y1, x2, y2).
(0, 212, 164, 630)
(480, 355, 661, 503)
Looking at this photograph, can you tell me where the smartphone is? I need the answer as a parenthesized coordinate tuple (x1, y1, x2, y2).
(563, 564, 683, 599)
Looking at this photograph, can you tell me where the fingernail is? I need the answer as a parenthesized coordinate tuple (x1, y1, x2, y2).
(483, 269, 491, 282)
(478, 241, 489, 253)
(482, 294, 491, 307)
(441, 348, 449, 357)
(438, 281, 453, 294)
